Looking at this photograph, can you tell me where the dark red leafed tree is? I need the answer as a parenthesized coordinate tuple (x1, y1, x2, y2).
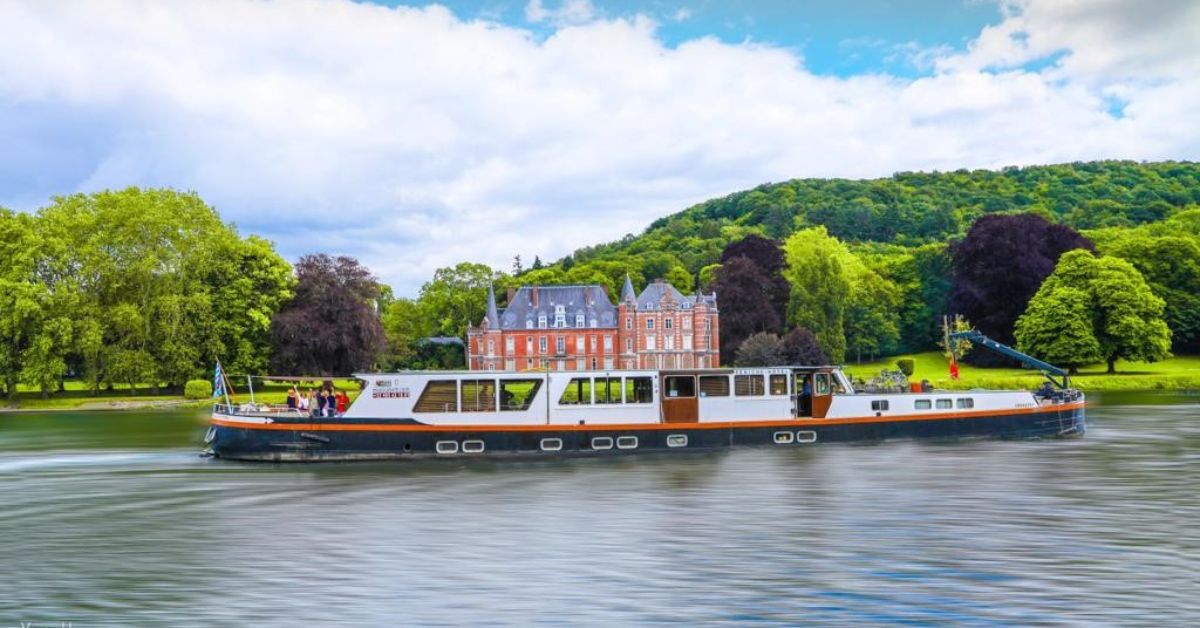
(711, 256, 782, 365)
(782, 326, 830, 365)
(949, 213, 1093, 362)
(719, 234, 789, 323)
(270, 254, 387, 376)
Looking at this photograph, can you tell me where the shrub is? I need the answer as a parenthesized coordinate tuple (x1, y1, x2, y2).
(185, 379, 213, 399)
(896, 359, 915, 377)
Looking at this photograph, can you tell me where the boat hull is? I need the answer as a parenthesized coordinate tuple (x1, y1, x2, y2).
(206, 402, 1086, 462)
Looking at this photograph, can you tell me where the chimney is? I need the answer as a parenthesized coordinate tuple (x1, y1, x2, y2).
(507, 287, 516, 304)
(532, 286, 539, 308)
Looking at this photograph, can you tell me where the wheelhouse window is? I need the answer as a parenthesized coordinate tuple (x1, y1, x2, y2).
(625, 377, 654, 403)
(559, 377, 593, 405)
(500, 379, 542, 411)
(413, 380, 458, 413)
(460, 379, 497, 412)
(769, 374, 788, 396)
(814, 373, 831, 395)
(735, 374, 765, 397)
(915, 399, 932, 410)
(664, 375, 696, 398)
(957, 398, 975, 409)
(699, 375, 730, 397)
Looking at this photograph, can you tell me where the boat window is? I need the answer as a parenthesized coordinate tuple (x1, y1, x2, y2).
(625, 377, 654, 404)
(936, 398, 953, 409)
(734, 374, 765, 397)
(957, 398, 974, 409)
(460, 379, 497, 412)
(871, 400, 889, 411)
(769, 374, 788, 396)
(540, 438, 563, 451)
(814, 373, 831, 395)
(616, 436, 638, 449)
(664, 376, 696, 398)
(594, 377, 622, 404)
(698, 375, 730, 397)
(435, 441, 459, 454)
(591, 436, 613, 450)
(915, 399, 932, 410)
(796, 430, 817, 443)
(559, 378, 593, 405)
(462, 440, 485, 453)
(773, 431, 794, 444)
(414, 380, 459, 413)
(500, 379, 542, 411)
(667, 434, 688, 448)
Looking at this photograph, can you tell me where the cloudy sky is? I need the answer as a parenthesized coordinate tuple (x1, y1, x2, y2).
(1, 0, 1197, 295)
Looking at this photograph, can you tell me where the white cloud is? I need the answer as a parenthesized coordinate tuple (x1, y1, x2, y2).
(672, 7, 692, 22)
(525, 0, 597, 26)
(0, 0, 1196, 295)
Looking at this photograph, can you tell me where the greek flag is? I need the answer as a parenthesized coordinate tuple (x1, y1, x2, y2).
(212, 361, 225, 398)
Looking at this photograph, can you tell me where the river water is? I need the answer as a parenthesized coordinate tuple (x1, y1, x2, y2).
(1, 394, 1197, 626)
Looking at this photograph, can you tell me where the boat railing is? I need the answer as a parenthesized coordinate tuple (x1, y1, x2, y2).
(213, 403, 310, 418)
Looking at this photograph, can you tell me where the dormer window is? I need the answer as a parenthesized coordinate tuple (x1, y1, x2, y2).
(526, 319, 534, 329)
(575, 313, 585, 327)
(538, 315, 547, 329)
(554, 305, 566, 328)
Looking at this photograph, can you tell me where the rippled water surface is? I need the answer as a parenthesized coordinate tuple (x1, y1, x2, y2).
(2, 394, 1198, 626)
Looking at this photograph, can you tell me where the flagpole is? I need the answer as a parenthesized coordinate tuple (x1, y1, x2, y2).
(217, 359, 232, 408)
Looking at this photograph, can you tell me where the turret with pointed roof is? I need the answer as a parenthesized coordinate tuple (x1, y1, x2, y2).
(620, 273, 636, 303)
(485, 284, 500, 329)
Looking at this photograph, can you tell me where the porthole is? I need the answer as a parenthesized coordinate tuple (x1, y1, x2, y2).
(435, 440, 459, 454)
(616, 436, 639, 450)
(666, 434, 688, 448)
(540, 438, 563, 452)
(796, 430, 817, 443)
(774, 431, 795, 444)
(591, 436, 613, 450)
(462, 439, 485, 453)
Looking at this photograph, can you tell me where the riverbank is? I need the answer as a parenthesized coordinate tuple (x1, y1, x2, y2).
(844, 352, 1200, 392)
(1, 380, 361, 412)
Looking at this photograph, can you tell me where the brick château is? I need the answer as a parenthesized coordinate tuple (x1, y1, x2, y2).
(467, 275, 719, 371)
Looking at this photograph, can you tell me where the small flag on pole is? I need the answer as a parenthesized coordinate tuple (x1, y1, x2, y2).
(213, 361, 225, 398)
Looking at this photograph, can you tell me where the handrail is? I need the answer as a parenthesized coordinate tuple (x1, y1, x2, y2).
(950, 330, 1070, 388)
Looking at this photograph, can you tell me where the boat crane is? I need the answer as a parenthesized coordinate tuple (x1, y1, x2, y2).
(949, 330, 1071, 389)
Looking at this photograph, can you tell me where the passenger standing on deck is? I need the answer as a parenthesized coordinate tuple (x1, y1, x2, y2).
(335, 389, 349, 416)
(286, 388, 298, 410)
(317, 389, 329, 417)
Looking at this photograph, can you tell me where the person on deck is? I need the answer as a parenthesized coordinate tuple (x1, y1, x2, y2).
(286, 388, 298, 410)
(335, 389, 349, 415)
(317, 389, 330, 417)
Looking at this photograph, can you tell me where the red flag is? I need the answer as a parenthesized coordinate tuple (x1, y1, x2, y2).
(949, 355, 960, 380)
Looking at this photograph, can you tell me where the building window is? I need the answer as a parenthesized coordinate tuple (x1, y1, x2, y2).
(664, 318, 673, 329)
(590, 335, 597, 351)
(683, 335, 693, 350)
(505, 337, 514, 352)
(682, 317, 691, 330)
(576, 358, 585, 370)
(487, 340, 494, 355)
(576, 336, 585, 352)
(603, 336, 613, 352)
(625, 317, 632, 329)
(556, 336, 566, 353)
(625, 338, 633, 352)
(704, 318, 711, 331)
(554, 305, 566, 328)
(525, 358, 533, 368)
(539, 336, 548, 353)
(665, 336, 675, 350)
(646, 318, 655, 330)
(589, 319, 597, 328)
(526, 336, 533, 353)
(575, 313, 585, 327)
(603, 357, 614, 370)
(505, 359, 515, 371)
(646, 335, 656, 351)
(591, 357, 598, 370)
(538, 315, 547, 328)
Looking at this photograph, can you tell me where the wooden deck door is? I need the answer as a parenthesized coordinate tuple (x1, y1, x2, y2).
(661, 374, 699, 423)
(812, 371, 833, 418)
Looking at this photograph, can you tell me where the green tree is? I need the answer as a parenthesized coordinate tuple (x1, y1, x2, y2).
(782, 227, 852, 362)
(1016, 250, 1171, 374)
(734, 332, 785, 366)
(382, 298, 434, 368)
(419, 262, 505, 338)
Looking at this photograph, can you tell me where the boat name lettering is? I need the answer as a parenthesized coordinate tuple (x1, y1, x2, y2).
(373, 386, 411, 399)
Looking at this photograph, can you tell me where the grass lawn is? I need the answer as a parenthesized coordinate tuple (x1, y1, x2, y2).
(3, 378, 363, 411)
(845, 352, 1200, 391)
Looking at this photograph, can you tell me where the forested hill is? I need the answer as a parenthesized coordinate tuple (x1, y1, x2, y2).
(551, 161, 1200, 279)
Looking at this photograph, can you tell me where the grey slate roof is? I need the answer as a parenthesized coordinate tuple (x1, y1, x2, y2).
(485, 284, 500, 328)
(620, 274, 636, 303)
(635, 279, 717, 310)
(499, 285, 618, 330)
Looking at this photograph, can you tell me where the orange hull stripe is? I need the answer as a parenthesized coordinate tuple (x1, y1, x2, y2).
(211, 401, 1083, 433)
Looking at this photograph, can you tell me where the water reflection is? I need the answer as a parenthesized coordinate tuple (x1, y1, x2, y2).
(1, 400, 1197, 625)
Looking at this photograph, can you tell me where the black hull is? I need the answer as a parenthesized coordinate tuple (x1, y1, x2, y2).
(207, 404, 1086, 462)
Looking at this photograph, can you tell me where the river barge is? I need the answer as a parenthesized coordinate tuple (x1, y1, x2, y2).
(206, 359, 1085, 462)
